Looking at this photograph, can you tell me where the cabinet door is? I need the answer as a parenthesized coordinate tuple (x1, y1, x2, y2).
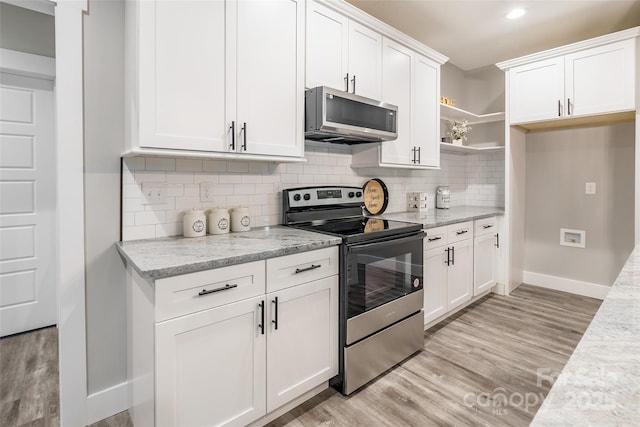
(509, 57, 564, 124)
(266, 276, 338, 412)
(236, 0, 304, 157)
(413, 53, 439, 168)
(565, 39, 636, 117)
(380, 37, 413, 165)
(473, 233, 496, 296)
(423, 246, 448, 326)
(155, 296, 266, 427)
(138, 0, 229, 151)
(447, 239, 473, 311)
(306, 1, 349, 91)
(348, 21, 382, 100)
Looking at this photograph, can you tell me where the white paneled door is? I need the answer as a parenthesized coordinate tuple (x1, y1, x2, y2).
(0, 72, 56, 337)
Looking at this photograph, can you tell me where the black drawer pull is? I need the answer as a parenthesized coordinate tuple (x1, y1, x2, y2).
(258, 300, 265, 335)
(198, 283, 237, 296)
(456, 230, 468, 235)
(295, 264, 321, 274)
(272, 297, 279, 330)
(428, 236, 442, 242)
(483, 224, 494, 229)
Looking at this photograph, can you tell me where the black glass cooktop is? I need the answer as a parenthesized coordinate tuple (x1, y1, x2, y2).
(296, 217, 423, 243)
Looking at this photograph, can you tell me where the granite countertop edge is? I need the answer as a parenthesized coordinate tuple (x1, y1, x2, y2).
(116, 226, 342, 280)
(379, 205, 505, 229)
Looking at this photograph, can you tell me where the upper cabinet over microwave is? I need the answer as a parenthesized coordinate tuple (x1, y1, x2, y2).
(124, 0, 305, 162)
(306, 1, 382, 100)
(499, 34, 637, 126)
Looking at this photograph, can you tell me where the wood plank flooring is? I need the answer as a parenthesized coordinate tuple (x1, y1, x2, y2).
(0, 284, 601, 427)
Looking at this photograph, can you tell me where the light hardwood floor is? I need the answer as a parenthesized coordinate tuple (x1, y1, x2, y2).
(0, 285, 601, 427)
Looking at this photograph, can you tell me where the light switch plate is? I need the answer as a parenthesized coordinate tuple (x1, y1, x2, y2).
(585, 182, 596, 195)
(200, 182, 215, 202)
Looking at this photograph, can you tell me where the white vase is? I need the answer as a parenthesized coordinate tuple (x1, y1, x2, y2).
(453, 139, 463, 146)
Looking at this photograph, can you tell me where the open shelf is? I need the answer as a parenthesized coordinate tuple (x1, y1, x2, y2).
(440, 143, 504, 154)
(440, 104, 505, 124)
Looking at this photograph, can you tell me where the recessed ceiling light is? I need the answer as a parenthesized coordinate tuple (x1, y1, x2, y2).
(507, 8, 526, 19)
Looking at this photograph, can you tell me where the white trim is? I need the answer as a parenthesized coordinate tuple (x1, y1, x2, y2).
(523, 271, 610, 300)
(2, 0, 55, 15)
(0, 48, 55, 79)
(497, 26, 640, 70)
(87, 381, 130, 425)
(55, 2, 88, 426)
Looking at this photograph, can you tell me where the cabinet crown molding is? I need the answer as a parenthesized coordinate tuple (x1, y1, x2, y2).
(317, 0, 449, 64)
(496, 26, 639, 70)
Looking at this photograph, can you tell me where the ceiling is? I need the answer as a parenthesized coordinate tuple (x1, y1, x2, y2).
(346, 0, 640, 71)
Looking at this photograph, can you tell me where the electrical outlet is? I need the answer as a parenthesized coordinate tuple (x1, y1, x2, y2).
(142, 183, 166, 205)
(200, 182, 215, 202)
(585, 182, 596, 195)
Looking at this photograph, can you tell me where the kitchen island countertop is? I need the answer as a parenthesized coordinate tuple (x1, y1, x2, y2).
(116, 226, 341, 280)
(530, 244, 640, 426)
(379, 205, 504, 228)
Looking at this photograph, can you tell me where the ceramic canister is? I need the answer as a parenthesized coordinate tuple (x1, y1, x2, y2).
(183, 209, 207, 237)
(208, 208, 230, 235)
(230, 207, 251, 232)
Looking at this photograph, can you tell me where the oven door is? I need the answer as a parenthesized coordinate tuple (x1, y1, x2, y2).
(344, 232, 423, 342)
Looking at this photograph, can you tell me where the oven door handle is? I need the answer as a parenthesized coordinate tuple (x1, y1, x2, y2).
(346, 232, 425, 253)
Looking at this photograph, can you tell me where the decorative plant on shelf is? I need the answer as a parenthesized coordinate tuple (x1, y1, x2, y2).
(447, 120, 472, 143)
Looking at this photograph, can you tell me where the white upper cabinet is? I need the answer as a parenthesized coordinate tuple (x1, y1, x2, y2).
(128, 0, 304, 159)
(306, 1, 382, 99)
(507, 38, 636, 125)
(565, 39, 636, 117)
(353, 37, 440, 169)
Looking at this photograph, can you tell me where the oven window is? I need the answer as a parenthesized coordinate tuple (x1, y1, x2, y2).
(346, 238, 422, 318)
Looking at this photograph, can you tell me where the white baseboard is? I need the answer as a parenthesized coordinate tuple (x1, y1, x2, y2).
(523, 271, 610, 300)
(87, 381, 129, 425)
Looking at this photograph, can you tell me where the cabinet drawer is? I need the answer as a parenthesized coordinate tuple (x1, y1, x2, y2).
(155, 261, 266, 322)
(424, 226, 447, 249)
(447, 221, 473, 243)
(474, 217, 497, 237)
(266, 246, 339, 293)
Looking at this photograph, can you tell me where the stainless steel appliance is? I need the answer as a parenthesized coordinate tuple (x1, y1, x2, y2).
(282, 186, 424, 395)
(305, 86, 398, 144)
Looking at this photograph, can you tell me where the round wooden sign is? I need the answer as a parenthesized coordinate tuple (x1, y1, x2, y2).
(363, 178, 389, 215)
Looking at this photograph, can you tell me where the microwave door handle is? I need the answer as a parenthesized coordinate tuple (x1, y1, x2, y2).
(347, 232, 424, 253)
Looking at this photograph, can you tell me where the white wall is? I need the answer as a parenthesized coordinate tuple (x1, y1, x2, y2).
(83, 0, 127, 395)
(524, 122, 635, 286)
(122, 146, 504, 240)
(0, 2, 55, 57)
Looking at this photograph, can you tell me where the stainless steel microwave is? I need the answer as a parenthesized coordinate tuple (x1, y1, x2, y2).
(305, 86, 398, 144)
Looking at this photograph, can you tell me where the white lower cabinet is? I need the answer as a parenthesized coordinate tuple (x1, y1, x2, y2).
(128, 247, 339, 427)
(424, 219, 499, 327)
(155, 296, 266, 427)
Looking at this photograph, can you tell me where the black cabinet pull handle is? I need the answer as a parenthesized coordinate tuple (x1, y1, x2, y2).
(483, 224, 494, 229)
(258, 300, 265, 335)
(451, 246, 455, 265)
(558, 100, 561, 117)
(272, 297, 278, 330)
(456, 230, 468, 235)
(428, 236, 442, 242)
(411, 146, 416, 164)
(229, 121, 235, 150)
(445, 247, 450, 265)
(241, 122, 247, 151)
(417, 146, 421, 164)
(567, 98, 571, 116)
(351, 75, 356, 94)
(495, 233, 500, 249)
(344, 73, 349, 92)
(198, 283, 237, 296)
(295, 264, 321, 274)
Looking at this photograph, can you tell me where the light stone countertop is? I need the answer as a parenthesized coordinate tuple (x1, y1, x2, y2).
(530, 244, 640, 426)
(379, 205, 504, 229)
(116, 226, 342, 280)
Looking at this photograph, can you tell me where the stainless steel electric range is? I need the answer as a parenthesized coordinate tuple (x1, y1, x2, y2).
(282, 185, 425, 395)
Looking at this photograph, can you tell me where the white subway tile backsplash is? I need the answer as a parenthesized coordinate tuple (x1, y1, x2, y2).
(120, 145, 504, 240)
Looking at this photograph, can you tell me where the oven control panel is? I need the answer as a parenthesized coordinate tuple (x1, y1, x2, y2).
(285, 186, 363, 208)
